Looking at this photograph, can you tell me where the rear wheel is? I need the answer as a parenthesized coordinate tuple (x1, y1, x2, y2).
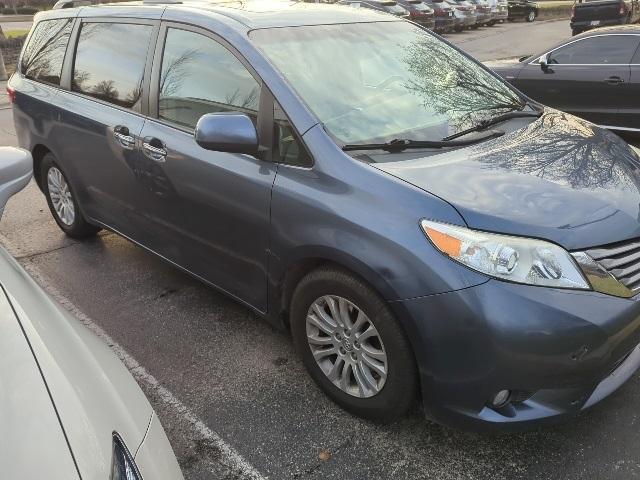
(41, 153, 100, 238)
(526, 10, 536, 21)
(488, 19, 497, 26)
(290, 267, 418, 422)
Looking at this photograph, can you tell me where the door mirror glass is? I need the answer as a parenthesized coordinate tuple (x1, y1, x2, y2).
(539, 53, 549, 70)
(0, 148, 32, 219)
(194, 113, 259, 155)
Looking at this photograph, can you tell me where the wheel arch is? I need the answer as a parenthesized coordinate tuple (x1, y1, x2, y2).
(273, 247, 403, 330)
(31, 143, 52, 191)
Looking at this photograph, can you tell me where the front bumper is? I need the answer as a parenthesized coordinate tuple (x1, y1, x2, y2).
(454, 14, 476, 27)
(493, 9, 509, 20)
(434, 16, 456, 31)
(393, 280, 640, 431)
(135, 413, 184, 479)
(475, 12, 493, 24)
(412, 16, 436, 29)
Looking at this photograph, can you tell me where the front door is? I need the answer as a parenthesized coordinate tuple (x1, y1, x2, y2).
(515, 35, 639, 126)
(135, 25, 276, 311)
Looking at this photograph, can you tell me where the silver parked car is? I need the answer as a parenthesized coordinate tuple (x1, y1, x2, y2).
(0, 147, 183, 479)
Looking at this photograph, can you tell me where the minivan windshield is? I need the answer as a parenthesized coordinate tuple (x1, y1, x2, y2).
(250, 22, 524, 145)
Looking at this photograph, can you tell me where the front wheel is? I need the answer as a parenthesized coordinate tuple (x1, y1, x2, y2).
(290, 267, 418, 422)
(526, 10, 536, 21)
(41, 153, 101, 238)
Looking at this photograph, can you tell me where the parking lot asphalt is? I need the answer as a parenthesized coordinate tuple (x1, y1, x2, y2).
(2, 19, 640, 480)
(446, 18, 570, 61)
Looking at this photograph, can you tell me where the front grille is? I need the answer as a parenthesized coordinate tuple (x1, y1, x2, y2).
(585, 239, 640, 293)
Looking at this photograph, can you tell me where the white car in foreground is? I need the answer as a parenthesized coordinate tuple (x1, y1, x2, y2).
(0, 147, 183, 480)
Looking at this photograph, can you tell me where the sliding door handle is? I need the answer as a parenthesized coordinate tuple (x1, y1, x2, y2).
(113, 125, 135, 149)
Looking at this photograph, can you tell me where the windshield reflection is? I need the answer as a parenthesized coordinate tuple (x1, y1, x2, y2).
(250, 22, 523, 144)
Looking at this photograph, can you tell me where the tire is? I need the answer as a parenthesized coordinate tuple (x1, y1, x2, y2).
(572, 28, 582, 36)
(290, 266, 418, 422)
(526, 10, 536, 21)
(454, 25, 464, 32)
(488, 19, 497, 26)
(41, 153, 100, 238)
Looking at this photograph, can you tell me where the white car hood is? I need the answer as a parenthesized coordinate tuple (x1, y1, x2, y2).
(0, 246, 152, 480)
(0, 285, 79, 480)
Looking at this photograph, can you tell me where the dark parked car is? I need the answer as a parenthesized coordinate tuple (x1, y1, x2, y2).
(396, 0, 437, 29)
(508, 0, 539, 21)
(446, 0, 478, 30)
(339, 0, 411, 17)
(571, 0, 640, 35)
(423, 0, 457, 31)
(488, 26, 640, 132)
(11, 0, 640, 432)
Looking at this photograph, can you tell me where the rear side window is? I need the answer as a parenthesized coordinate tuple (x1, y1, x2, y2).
(158, 28, 260, 130)
(72, 22, 153, 110)
(21, 18, 73, 85)
(548, 36, 640, 65)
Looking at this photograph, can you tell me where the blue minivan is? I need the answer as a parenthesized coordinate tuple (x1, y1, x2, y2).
(10, 0, 640, 431)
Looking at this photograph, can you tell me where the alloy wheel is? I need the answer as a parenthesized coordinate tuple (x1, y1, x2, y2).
(47, 166, 76, 226)
(305, 295, 388, 398)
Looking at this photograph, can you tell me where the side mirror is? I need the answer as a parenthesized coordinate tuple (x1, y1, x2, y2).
(539, 53, 550, 72)
(0, 147, 32, 220)
(194, 113, 259, 156)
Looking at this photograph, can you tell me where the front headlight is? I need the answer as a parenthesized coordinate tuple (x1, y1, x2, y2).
(421, 220, 590, 289)
(111, 433, 142, 480)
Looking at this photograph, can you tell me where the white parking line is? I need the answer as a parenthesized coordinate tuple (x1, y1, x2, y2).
(1, 234, 267, 480)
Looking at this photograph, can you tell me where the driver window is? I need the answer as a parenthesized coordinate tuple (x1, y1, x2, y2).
(159, 28, 261, 129)
(547, 36, 640, 65)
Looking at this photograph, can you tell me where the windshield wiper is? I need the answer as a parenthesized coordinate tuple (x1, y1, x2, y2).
(442, 108, 543, 141)
(342, 129, 504, 153)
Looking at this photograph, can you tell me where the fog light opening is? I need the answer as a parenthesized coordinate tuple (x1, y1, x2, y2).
(490, 389, 511, 409)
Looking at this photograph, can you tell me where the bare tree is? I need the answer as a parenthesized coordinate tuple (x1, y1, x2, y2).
(401, 38, 524, 132)
(91, 79, 118, 102)
(470, 111, 635, 190)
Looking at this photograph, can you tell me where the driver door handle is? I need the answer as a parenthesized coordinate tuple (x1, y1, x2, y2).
(142, 140, 167, 162)
(604, 76, 625, 85)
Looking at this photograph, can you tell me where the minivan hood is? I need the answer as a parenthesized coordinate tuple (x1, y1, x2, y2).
(375, 111, 640, 250)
